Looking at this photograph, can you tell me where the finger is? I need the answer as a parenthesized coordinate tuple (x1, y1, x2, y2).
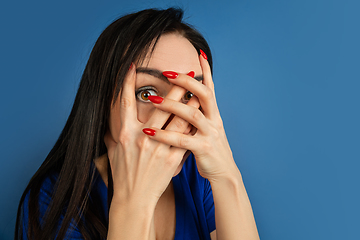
(149, 96, 208, 133)
(119, 63, 138, 125)
(167, 72, 219, 120)
(199, 50, 215, 93)
(145, 72, 192, 129)
(145, 85, 186, 129)
(164, 94, 200, 133)
(143, 128, 198, 153)
(141, 84, 187, 155)
(199, 52, 221, 119)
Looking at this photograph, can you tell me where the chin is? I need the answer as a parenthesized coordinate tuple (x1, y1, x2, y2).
(173, 150, 191, 177)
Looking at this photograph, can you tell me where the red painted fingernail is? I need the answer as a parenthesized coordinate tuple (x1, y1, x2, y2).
(187, 71, 195, 78)
(200, 49, 208, 60)
(148, 95, 163, 104)
(162, 71, 178, 79)
(128, 62, 133, 70)
(143, 128, 156, 136)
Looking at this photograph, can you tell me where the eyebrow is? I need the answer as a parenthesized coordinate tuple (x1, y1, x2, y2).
(136, 67, 203, 83)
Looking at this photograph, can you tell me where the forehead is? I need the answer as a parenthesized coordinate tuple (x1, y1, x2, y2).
(140, 33, 202, 75)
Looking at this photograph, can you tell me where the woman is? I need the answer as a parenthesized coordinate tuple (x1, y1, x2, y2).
(15, 8, 259, 240)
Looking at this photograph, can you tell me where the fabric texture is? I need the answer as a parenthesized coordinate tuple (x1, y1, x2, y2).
(21, 153, 216, 239)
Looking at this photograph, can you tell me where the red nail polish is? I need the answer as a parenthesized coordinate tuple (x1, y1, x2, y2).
(187, 71, 195, 78)
(128, 62, 133, 70)
(162, 71, 178, 79)
(200, 49, 208, 60)
(143, 128, 156, 136)
(148, 95, 163, 104)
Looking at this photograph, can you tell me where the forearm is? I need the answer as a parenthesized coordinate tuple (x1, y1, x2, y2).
(107, 197, 156, 240)
(210, 169, 259, 240)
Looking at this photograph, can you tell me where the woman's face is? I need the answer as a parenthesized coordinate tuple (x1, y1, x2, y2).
(108, 33, 203, 174)
(135, 33, 203, 122)
(110, 33, 203, 132)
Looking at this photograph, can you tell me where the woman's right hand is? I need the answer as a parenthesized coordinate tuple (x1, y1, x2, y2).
(104, 64, 198, 207)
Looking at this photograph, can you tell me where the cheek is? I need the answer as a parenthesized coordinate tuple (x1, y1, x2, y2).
(137, 103, 156, 123)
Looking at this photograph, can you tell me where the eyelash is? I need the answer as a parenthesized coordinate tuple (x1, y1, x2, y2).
(135, 86, 194, 103)
(135, 86, 158, 103)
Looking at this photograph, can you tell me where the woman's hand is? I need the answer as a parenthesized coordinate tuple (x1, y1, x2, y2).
(142, 54, 240, 183)
(104, 64, 202, 239)
(104, 64, 199, 205)
(143, 53, 260, 240)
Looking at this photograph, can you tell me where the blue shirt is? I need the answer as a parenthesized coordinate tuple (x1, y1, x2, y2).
(22, 153, 216, 239)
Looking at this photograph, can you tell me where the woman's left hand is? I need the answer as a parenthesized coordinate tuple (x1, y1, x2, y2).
(145, 53, 260, 240)
(143, 54, 240, 182)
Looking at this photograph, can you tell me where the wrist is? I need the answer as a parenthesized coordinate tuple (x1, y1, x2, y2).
(107, 197, 156, 240)
(110, 193, 158, 214)
(208, 167, 243, 187)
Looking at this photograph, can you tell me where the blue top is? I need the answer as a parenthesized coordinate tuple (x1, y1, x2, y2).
(22, 153, 216, 239)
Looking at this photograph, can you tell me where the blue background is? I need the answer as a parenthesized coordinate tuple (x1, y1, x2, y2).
(1, 0, 359, 239)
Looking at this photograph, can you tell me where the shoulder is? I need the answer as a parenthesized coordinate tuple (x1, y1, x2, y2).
(38, 173, 59, 205)
(22, 172, 59, 219)
(19, 172, 59, 239)
(20, 171, 86, 239)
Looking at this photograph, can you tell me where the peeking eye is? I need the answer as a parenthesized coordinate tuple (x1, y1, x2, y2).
(136, 87, 158, 102)
(183, 91, 194, 102)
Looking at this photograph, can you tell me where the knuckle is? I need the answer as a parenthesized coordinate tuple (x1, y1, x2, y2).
(119, 129, 131, 145)
(169, 85, 186, 101)
(164, 160, 175, 170)
(163, 155, 174, 167)
(202, 139, 212, 152)
(178, 135, 190, 148)
(203, 87, 213, 99)
(136, 134, 151, 149)
(185, 77, 192, 86)
(209, 126, 220, 138)
(173, 118, 186, 129)
(211, 116, 224, 133)
(167, 99, 177, 110)
(215, 119, 224, 130)
(190, 108, 202, 122)
(164, 153, 179, 168)
(120, 97, 132, 109)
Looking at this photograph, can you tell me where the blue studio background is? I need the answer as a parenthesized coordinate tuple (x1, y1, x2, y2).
(1, 0, 359, 239)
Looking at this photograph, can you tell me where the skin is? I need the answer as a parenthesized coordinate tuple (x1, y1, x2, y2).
(101, 33, 260, 240)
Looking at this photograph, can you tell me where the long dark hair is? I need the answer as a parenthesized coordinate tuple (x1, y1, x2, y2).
(15, 7, 212, 240)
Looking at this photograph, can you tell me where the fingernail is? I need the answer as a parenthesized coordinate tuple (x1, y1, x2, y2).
(143, 128, 156, 136)
(200, 49, 208, 60)
(187, 71, 195, 78)
(148, 95, 163, 104)
(128, 62, 133, 70)
(162, 71, 178, 79)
